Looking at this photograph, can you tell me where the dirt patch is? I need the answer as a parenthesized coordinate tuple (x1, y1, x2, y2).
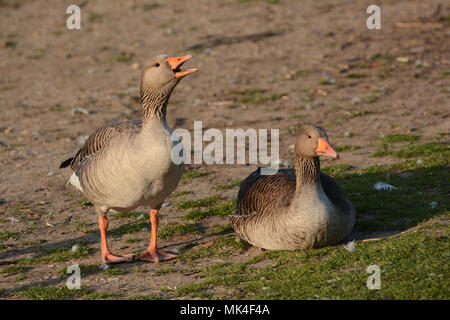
(0, 0, 449, 299)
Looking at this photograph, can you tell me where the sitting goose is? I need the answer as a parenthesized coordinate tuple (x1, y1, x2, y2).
(60, 54, 198, 263)
(229, 125, 355, 250)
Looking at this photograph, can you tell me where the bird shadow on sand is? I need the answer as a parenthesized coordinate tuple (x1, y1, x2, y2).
(184, 30, 285, 51)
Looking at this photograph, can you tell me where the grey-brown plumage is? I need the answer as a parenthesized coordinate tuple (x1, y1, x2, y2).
(60, 120, 141, 171)
(59, 54, 198, 263)
(230, 125, 355, 250)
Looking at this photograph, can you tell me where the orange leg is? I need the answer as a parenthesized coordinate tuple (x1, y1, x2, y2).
(98, 215, 134, 264)
(137, 209, 177, 263)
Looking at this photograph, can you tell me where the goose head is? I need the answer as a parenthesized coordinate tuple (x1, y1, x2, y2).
(294, 125, 338, 159)
(140, 54, 198, 91)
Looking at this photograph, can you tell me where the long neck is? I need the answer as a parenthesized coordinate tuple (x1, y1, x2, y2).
(294, 156, 321, 192)
(140, 83, 175, 124)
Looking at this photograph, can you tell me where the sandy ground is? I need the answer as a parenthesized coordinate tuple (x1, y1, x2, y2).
(0, 0, 449, 299)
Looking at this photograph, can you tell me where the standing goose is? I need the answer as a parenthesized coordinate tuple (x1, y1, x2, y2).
(230, 125, 355, 250)
(60, 54, 198, 263)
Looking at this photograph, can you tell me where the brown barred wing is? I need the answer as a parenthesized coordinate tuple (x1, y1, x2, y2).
(61, 120, 142, 171)
(235, 168, 296, 217)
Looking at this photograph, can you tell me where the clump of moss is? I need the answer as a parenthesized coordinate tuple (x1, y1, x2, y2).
(20, 286, 91, 300)
(181, 171, 209, 181)
(158, 223, 201, 239)
(177, 196, 221, 209)
(380, 133, 420, 143)
(182, 201, 235, 222)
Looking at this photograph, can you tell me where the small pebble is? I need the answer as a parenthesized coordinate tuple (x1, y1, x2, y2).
(429, 201, 438, 209)
(99, 264, 109, 270)
(343, 240, 356, 252)
(396, 57, 409, 63)
(352, 97, 361, 104)
(71, 107, 89, 116)
(71, 244, 80, 252)
(193, 99, 205, 106)
(416, 159, 424, 164)
(77, 135, 88, 146)
(374, 182, 397, 191)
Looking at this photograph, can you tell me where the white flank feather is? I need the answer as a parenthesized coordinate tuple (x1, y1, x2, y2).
(67, 172, 83, 192)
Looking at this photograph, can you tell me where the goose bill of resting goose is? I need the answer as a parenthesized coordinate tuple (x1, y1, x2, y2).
(230, 125, 355, 251)
(60, 54, 198, 263)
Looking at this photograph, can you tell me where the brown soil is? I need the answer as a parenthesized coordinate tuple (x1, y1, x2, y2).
(0, 0, 449, 299)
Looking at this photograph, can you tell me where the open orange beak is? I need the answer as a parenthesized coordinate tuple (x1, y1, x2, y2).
(167, 55, 199, 78)
(316, 138, 338, 159)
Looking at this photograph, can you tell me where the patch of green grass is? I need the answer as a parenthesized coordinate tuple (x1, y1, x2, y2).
(180, 236, 245, 261)
(175, 282, 212, 299)
(177, 224, 449, 299)
(103, 266, 128, 276)
(58, 264, 98, 276)
(238, 0, 280, 3)
(15, 275, 27, 282)
(142, 3, 161, 10)
(182, 200, 235, 222)
(233, 88, 265, 95)
(128, 294, 163, 300)
(110, 221, 148, 236)
(113, 212, 143, 219)
(392, 142, 448, 158)
(372, 144, 392, 157)
(348, 110, 373, 118)
(158, 223, 201, 239)
(373, 142, 448, 159)
(210, 224, 234, 235)
(238, 93, 286, 104)
(18, 244, 96, 265)
(172, 191, 193, 198)
(347, 73, 366, 79)
(154, 267, 177, 275)
(133, 267, 148, 273)
(214, 179, 244, 190)
(0, 265, 26, 275)
(79, 199, 93, 208)
(177, 196, 221, 209)
(334, 145, 361, 152)
(233, 88, 285, 104)
(114, 54, 132, 63)
(322, 164, 354, 177)
(125, 237, 140, 243)
(380, 133, 420, 143)
(181, 171, 209, 181)
(75, 222, 95, 234)
(20, 286, 91, 300)
(83, 292, 124, 300)
(0, 231, 19, 240)
(88, 13, 103, 23)
(318, 79, 334, 85)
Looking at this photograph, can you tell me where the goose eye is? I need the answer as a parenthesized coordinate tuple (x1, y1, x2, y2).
(154, 63, 160, 67)
(308, 135, 312, 139)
